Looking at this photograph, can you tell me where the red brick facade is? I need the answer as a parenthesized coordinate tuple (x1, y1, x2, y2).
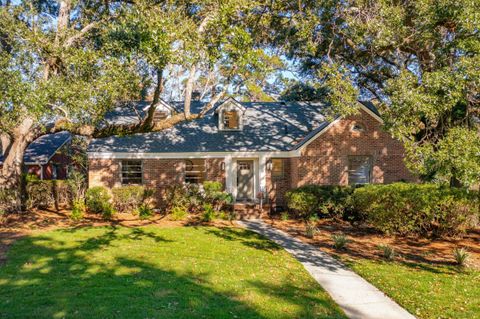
(88, 109, 414, 208)
(265, 109, 415, 207)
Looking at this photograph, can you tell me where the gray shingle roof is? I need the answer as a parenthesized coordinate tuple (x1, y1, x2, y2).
(0, 131, 72, 165)
(89, 100, 380, 154)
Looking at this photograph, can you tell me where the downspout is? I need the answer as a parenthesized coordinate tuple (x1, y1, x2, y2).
(40, 164, 44, 180)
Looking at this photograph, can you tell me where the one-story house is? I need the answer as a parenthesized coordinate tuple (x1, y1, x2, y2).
(0, 131, 72, 180)
(87, 98, 414, 213)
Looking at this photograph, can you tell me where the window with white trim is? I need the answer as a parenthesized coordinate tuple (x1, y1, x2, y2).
(348, 156, 372, 185)
(121, 160, 143, 185)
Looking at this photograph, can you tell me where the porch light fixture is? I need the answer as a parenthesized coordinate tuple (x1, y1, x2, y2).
(220, 161, 225, 171)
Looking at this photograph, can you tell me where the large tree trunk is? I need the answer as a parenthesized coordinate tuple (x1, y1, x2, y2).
(0, 118, 36, 210)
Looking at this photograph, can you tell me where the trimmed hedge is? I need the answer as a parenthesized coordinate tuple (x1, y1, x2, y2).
(352, 183, 479, 237)
(285, 185, 355, 219)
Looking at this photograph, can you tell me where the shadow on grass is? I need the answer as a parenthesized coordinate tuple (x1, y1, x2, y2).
(0, 227, 345, 319)
(203, 227, 282, 252)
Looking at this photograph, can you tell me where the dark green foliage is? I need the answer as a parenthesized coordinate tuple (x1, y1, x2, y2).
(85, 187, 111, 213)
(285, 185, 355, 219)
(137, 203, 154, 220)
(101, 203, 116, 220)
(165, 183, 203, 212)
(203, 181, 234, 211)
(0, 189, 17, 213)
(26, 180, 71, 209)
(111, 186, 153, 213)
(352, 183, 479, 237)
(201, 203, 216, 222)
(164, 181, 233, 215)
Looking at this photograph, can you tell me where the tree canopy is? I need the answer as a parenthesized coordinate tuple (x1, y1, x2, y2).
(0, 0, 479, 197)
(274, 0, 480, 186)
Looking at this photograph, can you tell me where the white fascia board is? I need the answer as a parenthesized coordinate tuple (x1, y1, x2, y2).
(88, 150, 302, 159)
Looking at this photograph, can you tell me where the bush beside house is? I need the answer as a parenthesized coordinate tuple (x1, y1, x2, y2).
(352, 183, 479, 237)
(286, 183, 479, 237)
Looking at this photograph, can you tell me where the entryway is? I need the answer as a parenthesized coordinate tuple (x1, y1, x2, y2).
(236, 160, 254, 201)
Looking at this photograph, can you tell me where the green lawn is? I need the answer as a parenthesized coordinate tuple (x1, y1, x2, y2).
(0, 226, 345, 319)
(348, 259, 480, 319)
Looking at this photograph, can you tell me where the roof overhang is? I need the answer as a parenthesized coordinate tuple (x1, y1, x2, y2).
(214, 97, 246, 114)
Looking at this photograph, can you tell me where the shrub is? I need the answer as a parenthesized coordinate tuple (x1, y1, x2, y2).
(305, 222, 318, 238)
(70, 199, 85, 221)
(85, 187, 111, 213)
(331, 233, 348, 250)
(170, 206, 188, 221)
(165, 183, 203, 212)
(137, 203, 154, 220)
(286, 189, 318, 219)
(0, 189, 18, 213)
(453, 248, 470, 267)
(378, 244, 395, 261)
(112, 186, 147, 213)
(101, 202, 116, 219)
(202, 203, 216, 222)
(26, 180, 73, 209)
(203, 181, 223, 194)
(286, 185, 355, 220)
(26, 181, 55, 209)
(280, 212, 289, 221)
(67, 171, 86, 201)
(202, 181, 233, 211)
(352, 183, 479, 237)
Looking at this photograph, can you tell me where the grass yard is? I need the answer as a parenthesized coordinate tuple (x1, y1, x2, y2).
(0, 226, 346, 319)
(348, 259, 480, 319)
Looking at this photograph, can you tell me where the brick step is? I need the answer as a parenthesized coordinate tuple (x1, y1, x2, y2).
(232, 203, 270, 220)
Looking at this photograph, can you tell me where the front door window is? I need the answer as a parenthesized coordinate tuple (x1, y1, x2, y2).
(237, 161, 254, 200)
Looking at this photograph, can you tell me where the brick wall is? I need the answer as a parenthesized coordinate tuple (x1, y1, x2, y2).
(205, 158, 226, 186)
(88, 157, 226, 205)
(89, 109, 414, 210)
(266, 109, 415, 208)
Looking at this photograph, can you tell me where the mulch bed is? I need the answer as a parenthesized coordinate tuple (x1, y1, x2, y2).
(266, 218, 480, 269)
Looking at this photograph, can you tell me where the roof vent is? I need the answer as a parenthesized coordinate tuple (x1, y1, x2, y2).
(284, 125, 288, 134)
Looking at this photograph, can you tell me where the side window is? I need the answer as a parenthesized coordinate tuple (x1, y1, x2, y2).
(121, 160, 143, 185)
(185, 159, 206, 184)
(271, 159, 284, 178)
(348, 156, 372, 185)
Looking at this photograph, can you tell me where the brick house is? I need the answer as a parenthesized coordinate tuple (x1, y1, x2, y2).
(87, 98, 414, 212)
(0, 131, 72, 180)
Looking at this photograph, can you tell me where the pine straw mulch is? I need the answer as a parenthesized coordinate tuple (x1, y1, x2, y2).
(0, 208, 234, 265)
(265, 218, 480, 269)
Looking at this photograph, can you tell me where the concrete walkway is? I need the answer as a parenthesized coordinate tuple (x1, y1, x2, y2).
(237, 220, 416, 319)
